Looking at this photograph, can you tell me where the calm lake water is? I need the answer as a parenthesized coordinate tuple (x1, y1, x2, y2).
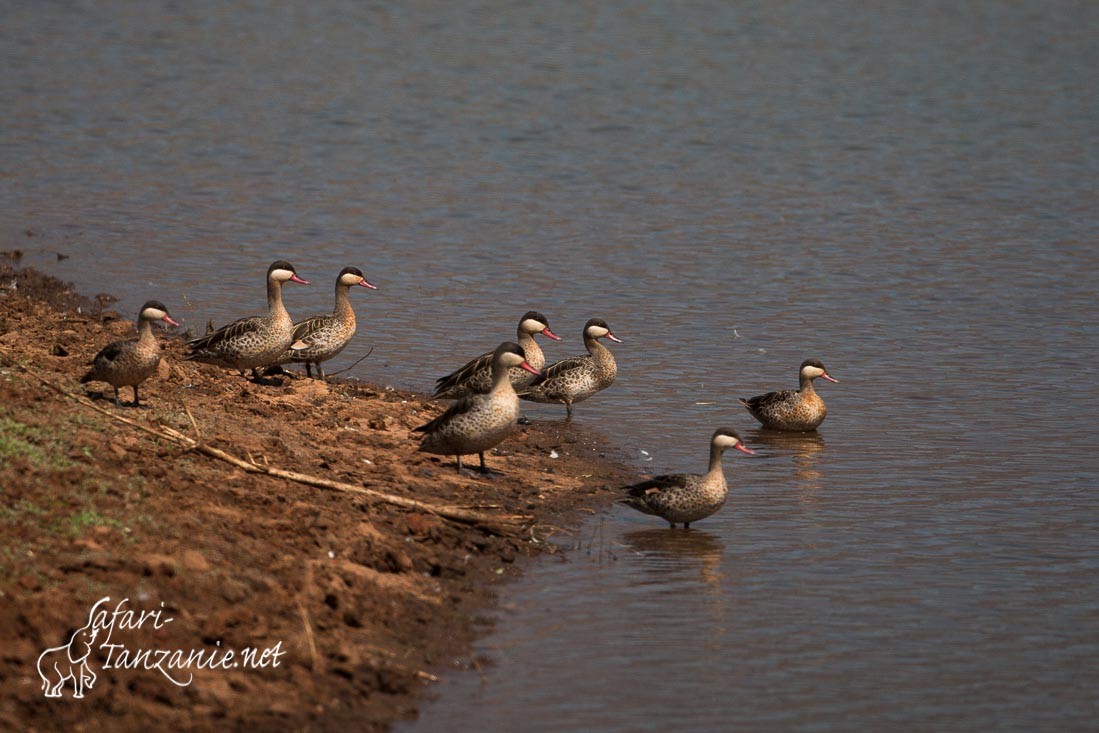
(4, 1, 1098, 730)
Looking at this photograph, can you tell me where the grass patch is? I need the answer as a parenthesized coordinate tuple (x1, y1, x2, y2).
(0, 412, 72, 471)
(66, 508, 126, 538)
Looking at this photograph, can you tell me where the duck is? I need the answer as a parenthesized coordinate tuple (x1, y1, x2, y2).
(519, 317, 621, 419)
(276, 266, 376, 380)
(80, 300, 179, 406)
(620, 428, 754, 528)
(432, 311, 561, 399)
(738, 358, 839, 431)
(185, 260, 309, 380)
(415, 342, 539, 473)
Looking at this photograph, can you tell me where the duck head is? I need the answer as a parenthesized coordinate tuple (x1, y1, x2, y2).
(139, 300, 180, 328)
(520, 311, 561, 340)
(800, 358, 838, 383)
(268, 260, 309, 285)
(338, 266, 377, 290)
(584, 318, 622, 343)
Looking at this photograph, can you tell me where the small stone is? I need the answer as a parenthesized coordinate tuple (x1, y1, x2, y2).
(180, 550, 210, 572)
(406, 513, 442, 535)
(384, 550, 414, 573)
(221, 580, 248, 603)
(18, 574, 41, 591)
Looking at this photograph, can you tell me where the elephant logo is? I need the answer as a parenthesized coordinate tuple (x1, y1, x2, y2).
(37, 597, 109, 699)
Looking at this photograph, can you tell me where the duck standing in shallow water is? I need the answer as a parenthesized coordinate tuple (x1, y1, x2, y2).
(621, 428, 754, 528)
(81, 300, 179, 406)
(519, 317, 621, 419)
(738, 358, 839, 431)
(276, 266, 376, 380)
(185, 260, 309, 381)
(415, 342, 539, 474)
(432, 311, 560, 399)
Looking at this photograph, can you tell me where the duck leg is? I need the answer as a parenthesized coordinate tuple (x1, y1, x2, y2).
(113, 387, 121, 407)
(565, 401, 574, 420)
(305, 362, 313, 379)
(478, 452, 487, 473)
(455, 454, 463, 474)
(132, 385, 141, 407)
(317, 363, 326, 381)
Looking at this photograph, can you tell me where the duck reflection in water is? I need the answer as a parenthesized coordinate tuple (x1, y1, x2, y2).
(749, 429, 826, 493)
(621, 528, 726, 590)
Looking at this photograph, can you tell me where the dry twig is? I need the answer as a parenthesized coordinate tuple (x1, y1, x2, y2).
(325, 346, 374, 378)
(296, 600, 320, 673)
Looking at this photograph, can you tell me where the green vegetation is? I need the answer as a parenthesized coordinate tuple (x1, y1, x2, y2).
(0, 412, 72, 471)
(0, 408, 151, 592)
(66, 508, 126, 537)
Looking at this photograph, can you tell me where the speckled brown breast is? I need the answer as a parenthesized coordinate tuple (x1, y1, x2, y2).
(283, 312, 356, 365)
(522, 349, 616, 405)
(187, 311, 295, 371)
(85, 335, 162, 389)
(418, 391, 521, 457)
(623, 471, 729, 525)
(741, 388, 827, 431)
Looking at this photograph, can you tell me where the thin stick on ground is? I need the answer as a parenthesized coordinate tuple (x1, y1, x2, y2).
(325, 346, 373, 378)
(181, 401, 202, 444)
(296, 600, 320, 673)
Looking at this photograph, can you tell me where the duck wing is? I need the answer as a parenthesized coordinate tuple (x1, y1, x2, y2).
(414, 393, 480, 434)
(82, 339, 129, 381)
(290, 314, 334, 348)
(624, 473, 690, 498)
(740, 389, 798, 413)
(524, 354, 590, 389)
(432, 350, 493, 398)
(186, 315, 264, 353)
(90, 339, 128, 365)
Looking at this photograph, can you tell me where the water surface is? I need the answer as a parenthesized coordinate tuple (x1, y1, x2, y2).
(3, 1, 1097, 730)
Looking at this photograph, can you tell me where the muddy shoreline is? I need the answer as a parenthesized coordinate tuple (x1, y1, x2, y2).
(0, 260, 637, 731)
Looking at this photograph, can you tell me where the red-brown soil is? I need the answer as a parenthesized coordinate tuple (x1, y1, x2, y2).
(0, 260, 635, 732)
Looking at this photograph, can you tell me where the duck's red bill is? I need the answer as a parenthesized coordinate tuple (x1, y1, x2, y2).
(163, 315, 181, 327)
(822, 373, 839, 383)
(290, 274, 310, 284)
(606, 332, 623, 343)
(520, 361, 541, 376)
(542, 327, 561, 341)
(359, 278, 378, 289)
(735, 443, 756, 455)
